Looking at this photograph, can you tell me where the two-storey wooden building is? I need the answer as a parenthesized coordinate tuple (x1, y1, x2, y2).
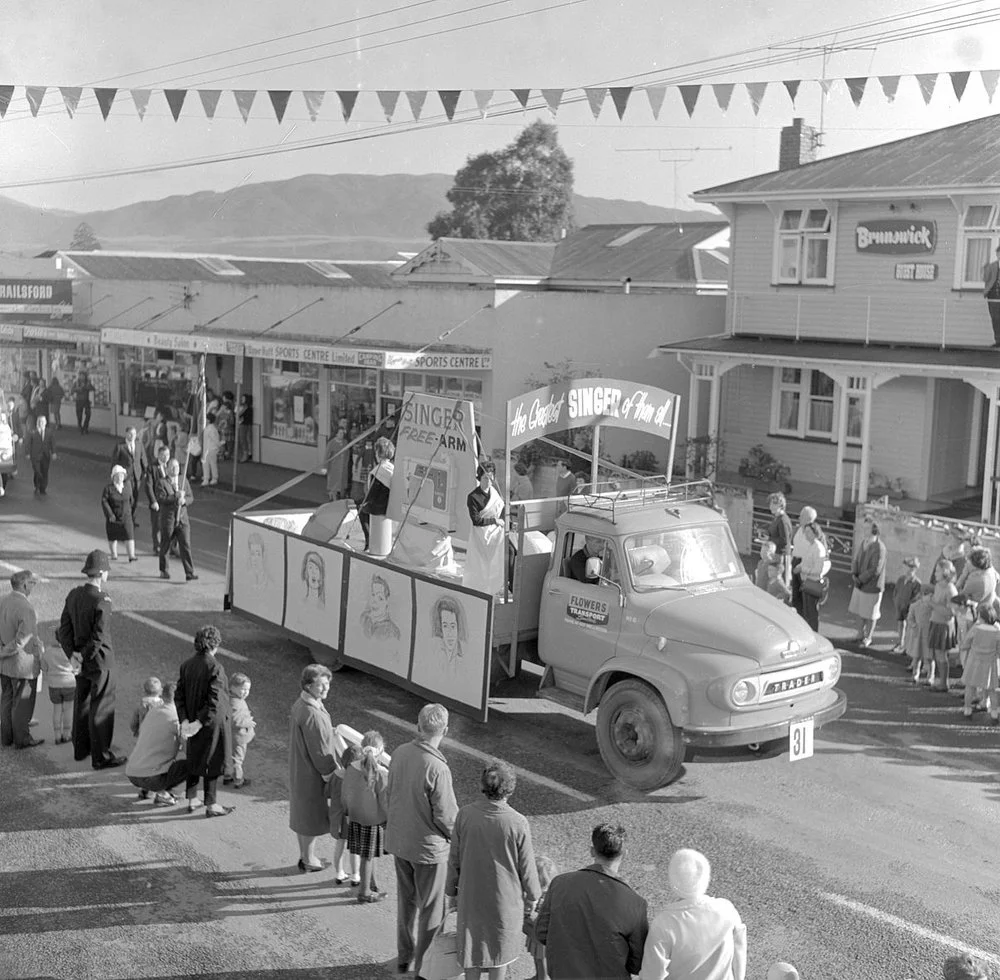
(657, 114, 1000, 520)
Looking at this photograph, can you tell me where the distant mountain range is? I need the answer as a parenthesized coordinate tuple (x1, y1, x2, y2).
(0, 174, 719, 260)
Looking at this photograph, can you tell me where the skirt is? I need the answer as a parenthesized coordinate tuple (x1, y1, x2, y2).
(105, 516, 135, 542)
(927, 618, 957, 651)
(848, 588, 883, 621)
(347, 820, 385, 859)
(961, 651, 1000, 690)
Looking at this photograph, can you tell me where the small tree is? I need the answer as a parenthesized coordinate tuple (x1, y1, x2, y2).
(69, 222, 101, 250)
(428, 120, 574, 242)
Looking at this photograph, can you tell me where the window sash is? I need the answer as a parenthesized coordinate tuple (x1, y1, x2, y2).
(772, 368, 855, 439)
(775, 208, 833, 284)
(963, 235, 995, 286)
(777, 236, 800, 281)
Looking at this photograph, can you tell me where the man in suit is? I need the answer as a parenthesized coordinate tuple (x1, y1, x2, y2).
(0, 570, 45, 749)
(111, 425, 146, 529)
(24, 414, 57, 496)
(983, 243, 1000, 346)
(57, 550, 126, 769)
(155, 457, 198, 582)
(146, 444, 170, 557)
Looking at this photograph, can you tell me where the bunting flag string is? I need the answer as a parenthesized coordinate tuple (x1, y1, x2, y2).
(0, 69, 996, 126)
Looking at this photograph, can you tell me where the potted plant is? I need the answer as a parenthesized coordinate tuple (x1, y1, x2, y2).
(738, 444, 792, 494)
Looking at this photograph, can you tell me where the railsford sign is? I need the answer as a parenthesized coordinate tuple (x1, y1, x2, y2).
(0, 279, 72, 316)
(855, 219, 936, 254)
(506, 378, 680, 451)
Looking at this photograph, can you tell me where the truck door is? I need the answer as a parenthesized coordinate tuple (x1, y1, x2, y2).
(539, 531, 625, 696)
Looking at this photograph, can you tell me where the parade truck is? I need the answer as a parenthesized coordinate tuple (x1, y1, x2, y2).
(226, 378, 845, 791)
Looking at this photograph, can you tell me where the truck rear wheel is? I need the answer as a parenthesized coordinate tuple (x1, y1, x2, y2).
(596, 679, 684, 791)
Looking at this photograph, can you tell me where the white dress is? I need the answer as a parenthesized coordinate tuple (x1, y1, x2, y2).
(465, 486, 505, 595)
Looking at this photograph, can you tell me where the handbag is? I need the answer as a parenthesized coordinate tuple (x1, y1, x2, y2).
(187, 434, 202, 457)
(420, 914, 462, 980)
(802, 577, 830, 606)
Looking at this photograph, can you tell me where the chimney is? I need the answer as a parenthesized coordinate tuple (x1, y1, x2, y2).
(779, 117, 818, 170)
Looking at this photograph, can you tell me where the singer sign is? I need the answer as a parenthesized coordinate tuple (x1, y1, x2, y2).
(507, 378, 680, 450)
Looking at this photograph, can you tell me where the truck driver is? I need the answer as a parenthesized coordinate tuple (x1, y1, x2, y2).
(569, 535, 605, 584)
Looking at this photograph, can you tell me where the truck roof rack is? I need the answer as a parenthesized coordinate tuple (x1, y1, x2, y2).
(566, 478, 717, 523)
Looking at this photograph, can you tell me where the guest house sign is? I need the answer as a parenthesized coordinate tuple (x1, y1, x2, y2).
(855, 219, 936, 254)
(506, 378, 680, 450)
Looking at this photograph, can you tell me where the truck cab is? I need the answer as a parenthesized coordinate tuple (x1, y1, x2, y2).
(537, 486, 846, 789)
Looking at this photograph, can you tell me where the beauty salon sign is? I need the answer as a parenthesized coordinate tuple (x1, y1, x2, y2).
(507, 378, 680, 450)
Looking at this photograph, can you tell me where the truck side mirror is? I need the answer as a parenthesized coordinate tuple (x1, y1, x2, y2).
(600, 575, 626, 608)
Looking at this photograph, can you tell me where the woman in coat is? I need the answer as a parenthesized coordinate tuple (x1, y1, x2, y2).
(446, 760, 541, 980)
(101, 465, 137, 562)
(288, 663, 343, 871)
(175, 625, 233, 817)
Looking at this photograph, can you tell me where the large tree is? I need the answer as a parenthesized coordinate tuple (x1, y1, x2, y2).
(69, 221, 101, 250)
(428, 120, 574, 242)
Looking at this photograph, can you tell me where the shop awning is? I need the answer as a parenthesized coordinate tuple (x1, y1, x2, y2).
(0, 322, 101, 345)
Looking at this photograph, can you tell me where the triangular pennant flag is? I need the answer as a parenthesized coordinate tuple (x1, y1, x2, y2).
(94, 88, 117, 121)
(745, 81, 767, 115)
(608, 86, 632, 119)
(302, 90, 325, 121)
(712, 83, 734, 111)
(337, 90, 359, 122)
(130, 89, 151, 120)
(512, 89, 531, 109)
(0, 86, 12, 118)
(584, 87, 606, 119)
(164, 89, 187, 122)
(473, 89, 493, 118)
(916, 73, 938, 105)
(268, 90, 292, 123)
(846, 77, 867, 108)
(377, 90, 400, 122)
(950, 71, 970, 101)
(405, 90, 427, 120)
(438, 90, 461, 120)
(982, 70, 1000, 103)
(679, 85, 700, 118)
(878, 76, 900, 102)
(233, 89, 256, 122)
(783, 79, 800, 106)
(819, 78, 834, 97)
(541, 89, 563, 116)
(59, 87, 82, 118)
(25, 87, 46, 117)
(645, 85, 666, 119)
(198, 90, 221, 119)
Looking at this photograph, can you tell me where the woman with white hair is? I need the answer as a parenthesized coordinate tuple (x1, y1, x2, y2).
(639, 848, 747, 980)
(101, 464, 137, 561)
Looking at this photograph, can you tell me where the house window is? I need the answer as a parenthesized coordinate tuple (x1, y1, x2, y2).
(775, 208, 833, 285)
(771, 368, 860, 441)
(959, 204, 1000, 287)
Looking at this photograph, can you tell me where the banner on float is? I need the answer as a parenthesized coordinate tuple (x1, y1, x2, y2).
(506, 377, 680, 450)
(388, 393, 478, 539)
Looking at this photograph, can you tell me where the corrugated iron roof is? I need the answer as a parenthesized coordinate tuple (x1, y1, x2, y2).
(433, 239, 557, 278)
(697, 114, 1000, 200)
(61, 251, 404, 288)
(549, 222, 729, 282)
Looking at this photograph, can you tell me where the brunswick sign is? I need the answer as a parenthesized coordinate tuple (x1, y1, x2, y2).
(855, 219, 936, 254)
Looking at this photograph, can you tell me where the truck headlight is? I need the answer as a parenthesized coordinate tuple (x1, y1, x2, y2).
(823, 655, 841, 683)
(731, 678, 759, 706)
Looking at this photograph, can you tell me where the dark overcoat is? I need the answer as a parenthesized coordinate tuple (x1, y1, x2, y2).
(175, 650, 230, 779)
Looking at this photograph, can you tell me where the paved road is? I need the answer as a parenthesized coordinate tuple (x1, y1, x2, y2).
(0, 452, 998, 980)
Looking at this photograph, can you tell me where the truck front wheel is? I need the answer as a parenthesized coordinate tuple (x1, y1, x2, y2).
(596, 679, 684, 791)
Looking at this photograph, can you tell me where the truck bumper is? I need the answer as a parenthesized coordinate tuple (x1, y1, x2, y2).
(682, 688, 847, 749)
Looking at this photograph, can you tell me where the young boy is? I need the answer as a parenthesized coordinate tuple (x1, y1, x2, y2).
(40, 644, 78, 744)
(755, 541, 792, 603)
(130, 677, 164, 738)
(892, 556, 922, 653)
(224, 673, 256, 789)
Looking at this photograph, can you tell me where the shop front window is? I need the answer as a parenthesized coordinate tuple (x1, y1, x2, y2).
(382, 370, 484, 421)
(117, 347, 195, 417)
(56, 345, 111, 409)
(330, 367, 377, 439)
(265, 361, 319, 445)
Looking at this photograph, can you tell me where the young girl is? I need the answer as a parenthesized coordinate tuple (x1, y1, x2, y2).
(891, 557, 922, 653)
(927, 559, 958, 692)
(525, 855, 558, 980)
(328, 745, 361, 884)
(341, 731, 389, 903)
(959, 603, 1000, 722)
(40, 644, 77, 744)
(907, 586, 935, 684)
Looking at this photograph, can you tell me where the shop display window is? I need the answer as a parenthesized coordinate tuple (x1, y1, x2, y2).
(330, 367, 377, 439)
(117, 347, 194, 417)
(382, 370, 483, 421)
(265, 361, 319, 445)
(60, 346, 112, 408)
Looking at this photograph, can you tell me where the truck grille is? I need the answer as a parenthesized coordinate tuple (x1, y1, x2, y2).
(760, 665, 824, 702)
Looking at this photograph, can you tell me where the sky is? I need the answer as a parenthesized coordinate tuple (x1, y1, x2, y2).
(1, 0, 999, 215)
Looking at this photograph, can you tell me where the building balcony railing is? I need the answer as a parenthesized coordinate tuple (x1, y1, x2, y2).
(732, 289, 994, 349)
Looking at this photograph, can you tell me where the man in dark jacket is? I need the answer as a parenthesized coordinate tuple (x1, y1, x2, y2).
(536, 823, 649, 980)
(0, 570, 44, 749)
(24, 415, 56, 496)
(154, 457, 197, 581)
(111, 425, 146, 528)
(385, 702, 459, 978)
(57, 550, 125, 769)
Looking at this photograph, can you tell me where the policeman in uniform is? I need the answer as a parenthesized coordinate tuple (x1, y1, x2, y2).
(57, 549, 125, 769)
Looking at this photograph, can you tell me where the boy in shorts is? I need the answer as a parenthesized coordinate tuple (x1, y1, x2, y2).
(40, 644, 78, 744)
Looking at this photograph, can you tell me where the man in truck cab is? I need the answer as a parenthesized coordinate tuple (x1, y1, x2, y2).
(569, 535, 608, 584)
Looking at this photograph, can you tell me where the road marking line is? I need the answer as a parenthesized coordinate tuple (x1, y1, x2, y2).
(122, 611, 248, 662)
(190, 516, 229, 528)
(819, 892, 1000, 967)
(0, 559, 49, 582)
(364, 708, 597, 804)
(838, 718, 998, 733)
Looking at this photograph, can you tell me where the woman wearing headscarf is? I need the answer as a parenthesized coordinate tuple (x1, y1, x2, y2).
(101, 465, 137, 562)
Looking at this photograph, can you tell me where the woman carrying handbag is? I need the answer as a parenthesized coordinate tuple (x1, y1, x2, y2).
(798, 521, 831, 633)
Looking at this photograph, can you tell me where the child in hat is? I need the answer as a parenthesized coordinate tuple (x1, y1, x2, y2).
(755, 541, 791, 603)
(892, 557, 922, 653)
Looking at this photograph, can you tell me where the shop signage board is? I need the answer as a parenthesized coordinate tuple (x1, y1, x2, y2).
(894, 263, 938, 281)
(855, 219, 936, 254)
(384, 350, 493, 371)
(100, 327, 243, 355)
(0, 279, 72, 317)
(507, 377, 681, 451)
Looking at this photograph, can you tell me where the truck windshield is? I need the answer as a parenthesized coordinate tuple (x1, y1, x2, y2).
(624, 525, 743, 590)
